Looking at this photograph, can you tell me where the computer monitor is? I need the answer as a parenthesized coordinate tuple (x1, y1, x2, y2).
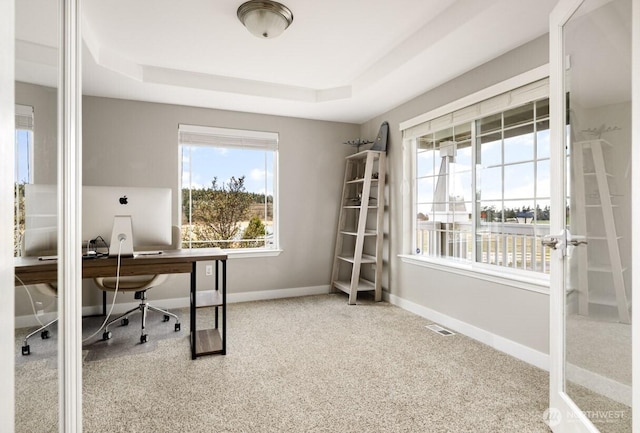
(23, 184, 57, 255)
(23, 184, 172, 256)
(82, 185, 172, 254)
(24, 183, 57, 230)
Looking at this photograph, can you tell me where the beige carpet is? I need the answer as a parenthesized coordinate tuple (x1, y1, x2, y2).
(566, 314, 631, 386)
(15, 311, 186, 367)
(16, 293, 552, 433)
(567, 382, 632, 433)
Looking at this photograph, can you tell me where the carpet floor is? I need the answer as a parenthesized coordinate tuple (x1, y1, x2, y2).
(15, 311, 185, 367)
(16, 293, 553, 433)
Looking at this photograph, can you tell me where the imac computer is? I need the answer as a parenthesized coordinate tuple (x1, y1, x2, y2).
(23, 184, 172, 258)
(83, 185, 172, 256)
(23, 184, 58, 255)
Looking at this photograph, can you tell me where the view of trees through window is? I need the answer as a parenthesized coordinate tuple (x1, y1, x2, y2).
(181, 143, 276, 250)
(14, 128, 32, 256)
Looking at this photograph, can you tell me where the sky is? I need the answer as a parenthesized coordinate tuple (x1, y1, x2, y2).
(181, 145, 274, 196)
(416, 128, 551, 213)
(15, 130, 31, 183)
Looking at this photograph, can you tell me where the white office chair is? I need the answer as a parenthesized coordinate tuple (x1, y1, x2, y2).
(19, 228, 58, 356)
(94, 226, 181, 344)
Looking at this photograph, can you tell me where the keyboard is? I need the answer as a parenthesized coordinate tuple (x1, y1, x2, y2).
(135, 250, 163, 256)
(37, 251, 163, 261)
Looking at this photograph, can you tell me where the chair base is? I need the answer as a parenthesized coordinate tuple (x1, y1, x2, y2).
(22, 317, 57, 356)
(102, 290, 180, 343)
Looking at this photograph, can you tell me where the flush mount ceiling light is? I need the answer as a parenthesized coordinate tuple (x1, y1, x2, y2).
(237, 0, 294, 39)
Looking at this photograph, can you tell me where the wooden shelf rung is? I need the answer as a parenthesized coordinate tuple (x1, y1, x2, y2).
(194, 329, 222, 354)
(195, 290, 223, 308)
(333, 278, 376, 293)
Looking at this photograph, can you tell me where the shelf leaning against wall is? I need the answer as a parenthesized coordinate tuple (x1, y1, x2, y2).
(331, 123, 388, 304)
(572, 138, 629, 324)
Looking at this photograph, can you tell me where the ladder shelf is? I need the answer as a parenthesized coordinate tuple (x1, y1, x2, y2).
(331, 150, 386, 304)
(573, 139, 629, 323)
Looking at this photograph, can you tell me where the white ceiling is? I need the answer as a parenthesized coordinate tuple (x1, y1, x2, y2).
(15, 0, 559, 123)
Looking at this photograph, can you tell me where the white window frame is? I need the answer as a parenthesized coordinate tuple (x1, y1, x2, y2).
(178, 124, 281, 258)
(399, 66, 551, 292)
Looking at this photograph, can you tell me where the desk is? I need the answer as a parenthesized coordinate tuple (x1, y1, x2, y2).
(15, 248, 227, 359)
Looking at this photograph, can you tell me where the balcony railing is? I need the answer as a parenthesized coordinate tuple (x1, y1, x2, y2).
(416, 221, 551, 273)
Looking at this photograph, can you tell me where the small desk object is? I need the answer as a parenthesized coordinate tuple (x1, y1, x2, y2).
(14, 248, 228, 359)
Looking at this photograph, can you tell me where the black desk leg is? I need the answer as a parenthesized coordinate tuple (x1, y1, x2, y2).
(222, 259, 226, 355)
(190, 261, 197, 360)
(214, 260, 219, 329)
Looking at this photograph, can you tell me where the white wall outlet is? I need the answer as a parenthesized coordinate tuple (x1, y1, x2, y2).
(36, 301, 44, 316)
(205, 264, 213, 276)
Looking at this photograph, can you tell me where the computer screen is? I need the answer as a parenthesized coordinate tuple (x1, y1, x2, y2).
(23, 184, 57, 255)
(22, 184, 172, 255)
(24, 183, 57, 230)
(83, 185, 172, 251)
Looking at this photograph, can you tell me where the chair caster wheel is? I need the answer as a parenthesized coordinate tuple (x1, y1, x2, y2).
(41, 330, 50, 339)
(102, 331, 112, 341)
(121, 318, 129, 326)
(22, 345, 31, 356)
(174, 323, 181, 332)
(163, 315, 170, 322)
(140, 334, 148, 344)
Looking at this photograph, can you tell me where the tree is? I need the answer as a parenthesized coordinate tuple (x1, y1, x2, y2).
(241, 215, 266, 248)
(192, 176, 252, 243)
(14, 182, 25, 256)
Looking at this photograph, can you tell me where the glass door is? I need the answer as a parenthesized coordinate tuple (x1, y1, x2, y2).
(548, 0, 633, 431)
(14, 0, 61, 431)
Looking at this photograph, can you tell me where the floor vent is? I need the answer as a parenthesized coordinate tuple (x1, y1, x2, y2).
(425, 324, 455, 336)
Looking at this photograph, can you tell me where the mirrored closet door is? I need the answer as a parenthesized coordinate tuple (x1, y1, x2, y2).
(14, 0, 61, 431)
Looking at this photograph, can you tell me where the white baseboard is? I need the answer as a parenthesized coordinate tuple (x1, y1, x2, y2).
(227, 285, 330, 303)
(385, 292, 550, 371)
(567, 363, 631, 407)
(15, 311, 59, 329)
(15, 285, 331, 328)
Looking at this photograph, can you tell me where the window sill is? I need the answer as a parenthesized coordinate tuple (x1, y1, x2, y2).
(224, 248, 283, 259)
(398, 254, 550, 295)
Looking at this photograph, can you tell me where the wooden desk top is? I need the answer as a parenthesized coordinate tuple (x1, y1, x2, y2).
(14, 248, 227, 285)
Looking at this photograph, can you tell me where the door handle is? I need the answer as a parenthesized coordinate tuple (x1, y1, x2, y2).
(565, 233, 587, 258)
(541, 236, 561, 249)
(566, 233, 588, 247)
(541, 231, 586, 255)
(567, 238, 588, 247)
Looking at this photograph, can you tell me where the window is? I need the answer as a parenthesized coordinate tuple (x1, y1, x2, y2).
(179, 125, 278, 253)
(14, 104, 34, 256)
(406, 80, 551, 274)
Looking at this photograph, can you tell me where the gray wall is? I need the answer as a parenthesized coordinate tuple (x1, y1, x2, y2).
(15, 82, 57, 184)
(16, 35, 553, 356)
(82, 96, 357, 303)
(359, 35, 551, 354)
(15, 82, 358, 314)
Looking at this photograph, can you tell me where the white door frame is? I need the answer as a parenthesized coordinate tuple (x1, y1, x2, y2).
(0, 0, 16, 431)
(549, 0, 638, 431)
(632, 1, 640, 432)
(2, 1, 83, 432)
(58, 0, 84, 431)
(548, 2, 589, 429)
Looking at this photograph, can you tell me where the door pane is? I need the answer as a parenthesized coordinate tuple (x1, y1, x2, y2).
(15, 0, 60, 431)
(564, 0, 632, 431)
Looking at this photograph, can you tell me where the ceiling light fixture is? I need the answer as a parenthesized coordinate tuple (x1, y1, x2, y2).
(237, 0, 294, 39)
